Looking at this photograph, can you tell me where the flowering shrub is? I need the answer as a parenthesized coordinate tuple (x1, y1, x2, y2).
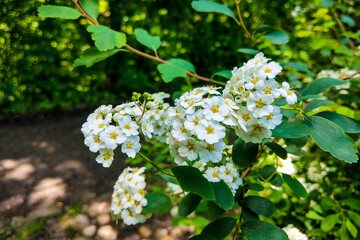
(37, 0, 360, 239)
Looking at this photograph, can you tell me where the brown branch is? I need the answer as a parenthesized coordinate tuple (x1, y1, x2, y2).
(234, 0, 258, 50)
(72, 0, 99, 25)
(232, 207, 243, 240)
(340, 70, 360, 80)
(241, 166, 252, 179)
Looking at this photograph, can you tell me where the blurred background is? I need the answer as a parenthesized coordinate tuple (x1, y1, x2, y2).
(0, 0, 359, 239)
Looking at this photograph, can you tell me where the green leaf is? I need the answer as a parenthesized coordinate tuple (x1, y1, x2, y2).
(306, 210, 324, 220)
(270, 174, 283, 187)
(259, 165, 275, 180)
(168, 58, 195, 72)
(265, 142, 287, 159)
(157, 64, 187, 83)
(73, 48, 120, 68)
(134, 28, 161, 53)
(263, 31, 289, 45)
(142, 192, 171, 213)
(246, 183, 265, 191)
(242, 207, 259, 223)
(172, 166, 215, 200)
(237, 48, 259, 55)
(272, 121, 310, 138)
(178, 193, 202, 217)
(315, 111, 360, 134)
(232, 138, 259, 168)
(282, 173, 308, 198)
(38, 5, 82, 19)
(343, 198, 360, 211)
(210, 181, 234, 210)
(201, 217, 237, 240)
(207, 201, 225, 217)
(321, 213, 340, 232)
(306, 116, 358, 163)
(341, 14, 355, 27)
(298, 95, 325, 101)
(282, 62, 311, 73)
(156, 172, 178, 184)
(304, 99, 334, 112)
(189, 234, 217, 240)
(340, 221, 351, 240)
(320, 0, 334, 8)
(242, 196, 275, 218)
(212, 70, 232, 79)
(79, 0, 99, 20)
(87, 25, 126, 51)
(191, 0, 236, 20)
(348, 211, 360, 228)
(302, 78, 346, 96)
(346, 219, 358, 238)
(241, 220, 289, 240)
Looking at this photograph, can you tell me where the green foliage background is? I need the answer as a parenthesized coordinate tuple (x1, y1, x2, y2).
(2, 0, 358, 114)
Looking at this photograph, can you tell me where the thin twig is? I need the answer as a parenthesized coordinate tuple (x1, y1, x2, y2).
(340, 70, 360, 80)
(138, 152, 175, 177)
(234, 0, 258, 50)
(232, 207, 243, 240)
(72, 0, 98, 25)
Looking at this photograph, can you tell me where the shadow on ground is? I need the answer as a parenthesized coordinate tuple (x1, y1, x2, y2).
(0, 109, 194, 240)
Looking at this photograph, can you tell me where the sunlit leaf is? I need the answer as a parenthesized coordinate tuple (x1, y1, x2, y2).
(263, 31, 289, 45)
(79, 0, 99, 20)
(38, 5, 82, 19)
(87, 25, 126, 51)
(73, 48, 120, 67)
(191, 0, 236, 20)
(134, 28, 161, 53)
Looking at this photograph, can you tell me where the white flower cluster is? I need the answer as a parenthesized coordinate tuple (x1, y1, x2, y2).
(307, 160, 329, 182)
(110, 167, 151, 225)
(81, 92, 171, 168)
(165, 87, 244, 194)
(223, 52, 297, 143)
(282, 224, 308, 240)
(317, 68, 358, 91)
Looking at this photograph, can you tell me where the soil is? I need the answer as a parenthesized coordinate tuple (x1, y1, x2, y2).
(0, 108, 194, 240)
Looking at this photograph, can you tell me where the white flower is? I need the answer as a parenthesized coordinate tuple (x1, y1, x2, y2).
(279, 82, 297, 105)
(247, 91, 274, 118)
(244, 75, 265, 91)
(204, 167, 221, 182)
(261, 78, 281, 99)
(178, 137, 202, 161)
(140, 119, 154, 139)
(196, 119, 226, 144)
(118, 115, 139, 137)
(235, 123, 272, 143)
(199, 85, 222, 95)
(121, 136, 141, 158)
(184, 110, 203, 132)
(282, 225, 308, 240)
(258, 106, 282, 130)
(100, 125, 126, 150)
(203, 96, 229, 122)
(84, 134, 105, 152)
(171, 120, 190, 141)
(246, 52, 269, 67)
(96, 148, 114, 168)
(199, 140, 226, 163)
(169, 142, 186, 165)
(89, 118, 110, 135)
(262, 61, 282, 79)
(193, 160, 206, 172)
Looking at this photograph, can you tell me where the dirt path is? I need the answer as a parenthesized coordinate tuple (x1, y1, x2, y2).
(0, 109, 193, 239)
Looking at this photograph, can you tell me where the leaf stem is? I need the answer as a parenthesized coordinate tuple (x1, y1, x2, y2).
(138, 152, 175, 177)
(340, 70, 360, 80)
(234, 0, 258, 50)
(232, 207, 243, 240)
(72, 0, 99, 25)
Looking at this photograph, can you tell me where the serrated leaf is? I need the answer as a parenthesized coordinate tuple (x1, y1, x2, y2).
(321, 214, 340, 232)
(134, 28, 161, 53)
(212, 70, 232, 79)
(172, 166, 215, 200)
(263, 31, 289, 45)
(265, 142, 287, 159)
(210, 181, 234, 210)
(306, 210, 324, 220)
(191, 0, 236, 20)
(38, 5, 82, 19)
(237, 48, 259, 55)
(241, 220, 289, 240)
(315, 111, 360, 134)
(232, 138, 259, 169)
(306, 116, 358, 163)
(343, 198, 360, 211)
(168, 58, 195, 72)
(79, 0, 99, 21)
(282, 173, 308, 198)
(87, 25, 126, 51)
(73, 47, 120, 67)
(272, 120, 310, 138)
(346, 219, 358, 238)
(242, 196, 275, 218)
(202, 217, 237, 240)
(304, 99, 334, 112)
(142, 192, 171, 214)
(302, 78, 346, 95)
(157, 64, 186, 83)
(178, 193, 202, 216)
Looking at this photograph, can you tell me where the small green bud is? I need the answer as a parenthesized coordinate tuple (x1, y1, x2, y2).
(137, 93, 142, 98)
(131, 96, 136, 102)
(146, 105, 151, 110)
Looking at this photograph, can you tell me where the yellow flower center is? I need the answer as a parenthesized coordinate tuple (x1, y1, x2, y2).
(265, 68, 271, 73)
(267, 113, 273, 120)
(138, 189, 145, 195)
(188, 101, 195, 107)
(124, 123, 131, 130)
(160, 116, 166, 121)
(187, 143, 194, 151)
(251, 78, 259, 84)
(99, 123, 105, 129)
(256, 99, 264, 108)
(143, 124, 147, 130)
(206, 126, 214, 134)
(126, 142, 133, 149)
(212, 172, 219, 178)
(180, 125, 187, 133)
(238, 86, 244, 92)
(206, 144, 215, 152)
(193, 118, 199, 125)
(103, 153, 111, 160)
(110, 132, 118, 139)
(286, 89, 293, 95)
(264, 87, 272, 94)
(243, 114, 250, 121)
(94, 136, 101, 143)
(211, 105, 219, 113)
(225, 169, 231, 175)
